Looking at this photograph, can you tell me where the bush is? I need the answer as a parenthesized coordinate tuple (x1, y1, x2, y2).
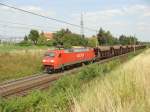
(53, 29, 88, 48)
(18, 41, 32, 46)
(78, 60, 120, 82)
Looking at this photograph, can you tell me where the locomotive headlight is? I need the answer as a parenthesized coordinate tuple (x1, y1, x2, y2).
(43, 60, 46, 62)
(50, 60, 54, 63)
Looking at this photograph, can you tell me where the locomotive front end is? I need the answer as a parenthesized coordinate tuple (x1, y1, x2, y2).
(42, 51, 56, 73)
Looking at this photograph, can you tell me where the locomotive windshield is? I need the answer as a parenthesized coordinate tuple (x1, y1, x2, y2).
(45, 52, 55, 57)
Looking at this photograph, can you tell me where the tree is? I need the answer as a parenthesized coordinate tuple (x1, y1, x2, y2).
(119, 35, 126, 45)
(97, 28, 107, 45)
(28, 30, 40, 45)
(97, 28, 118, 45)
(24, 35, 28, 41)
(87, 35, 97, 47)
(119, 35, 138, 45)
(53, 28, 88, 48)
(129, 36, 138, 45)
(53, 29, 68, 46)
(37, 32, 47, 45)
(62, 33, 88, 48)
(113, 38, 119, 45)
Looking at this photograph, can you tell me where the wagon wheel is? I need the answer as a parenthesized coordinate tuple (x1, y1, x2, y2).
(46, 66, 53, 74)
(111, 47, 115, 57)
(61, 65, 65, 72)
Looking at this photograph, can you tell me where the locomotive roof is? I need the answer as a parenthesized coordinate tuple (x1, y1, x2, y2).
(47, 47, 93, 53)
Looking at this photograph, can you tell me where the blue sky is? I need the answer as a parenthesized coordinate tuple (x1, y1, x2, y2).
(0, 0, 150, 41)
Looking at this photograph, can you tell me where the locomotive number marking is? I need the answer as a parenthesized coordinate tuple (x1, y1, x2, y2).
(76, 53, 84, 58)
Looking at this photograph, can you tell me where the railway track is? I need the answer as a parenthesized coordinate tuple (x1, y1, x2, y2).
(0, 52, 140, 98)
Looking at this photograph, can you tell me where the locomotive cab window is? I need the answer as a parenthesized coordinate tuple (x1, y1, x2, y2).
(45, 52, 55, 57)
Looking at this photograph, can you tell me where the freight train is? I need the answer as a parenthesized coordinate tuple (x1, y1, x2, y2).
(42, 45, 146, 73)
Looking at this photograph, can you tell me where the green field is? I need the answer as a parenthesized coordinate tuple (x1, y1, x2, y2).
(0, 44, 50, 82)
(0, 44, 49, 53)
(0, 49, 144, 112)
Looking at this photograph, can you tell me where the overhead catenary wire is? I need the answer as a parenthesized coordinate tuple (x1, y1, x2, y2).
(0, 23, 33, 30)
(0, 20, 61, 31)
(0, 23, 58, 36)
(0, 2, 98, 32)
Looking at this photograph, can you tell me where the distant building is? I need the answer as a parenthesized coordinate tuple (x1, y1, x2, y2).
(43, 32, 54, 41)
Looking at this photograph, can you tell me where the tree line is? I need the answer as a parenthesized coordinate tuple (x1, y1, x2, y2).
(97, 28, 138, 45)
(20, 28, 139, 48)
(20, 29, 97, 48)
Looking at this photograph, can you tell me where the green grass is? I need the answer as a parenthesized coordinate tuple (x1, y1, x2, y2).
(0, 48, 46, 82)
(0, 49, 143, 112)
(0, 44, 49, 53)
(0, 44, 54, 82)
(72, 49, 150, 112)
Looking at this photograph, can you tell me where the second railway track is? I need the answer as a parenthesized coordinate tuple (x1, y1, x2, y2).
(0, 52, 141, 98)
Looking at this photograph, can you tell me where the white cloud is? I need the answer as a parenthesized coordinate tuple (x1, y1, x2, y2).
(82, 4, 150, 23)
(0, 5, 58, 38)
(0, 5, 10, 10)
(19, 5, 56, 17)
(143, 12, 150, 17)
(123, 4, 147, 12)
(71, 9, 127, 33)
(72, 9, 124, 22)
(70, 4, 150, 41)
(101, 9, 124, 17)
(0, 3, 149, 41)
(70, 9, 126, 34)
(0, 5, 56, 17)
(137, 22, 150, 31)
(86, 9, 124, 18)
(21, 6, 42, 11)
(123, 4, 150, 18)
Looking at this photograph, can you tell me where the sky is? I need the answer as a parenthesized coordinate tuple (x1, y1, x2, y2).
(0, 0, 150, 41)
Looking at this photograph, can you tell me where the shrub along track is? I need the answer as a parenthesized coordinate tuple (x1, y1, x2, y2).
(0, 50, 143, 98)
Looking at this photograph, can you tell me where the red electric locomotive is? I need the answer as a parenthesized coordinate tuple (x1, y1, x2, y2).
(42, 45, 146, 73)
(42, 47, 96, 73)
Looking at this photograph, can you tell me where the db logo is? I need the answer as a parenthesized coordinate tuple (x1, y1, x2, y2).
(77, 53, 84, 58)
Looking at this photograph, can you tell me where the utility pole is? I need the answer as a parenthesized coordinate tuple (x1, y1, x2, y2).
(80, 13, 84, 38)
(96, 31, 98, 47)
(134, 34, 136, 53)
(130, 36, 131, 45)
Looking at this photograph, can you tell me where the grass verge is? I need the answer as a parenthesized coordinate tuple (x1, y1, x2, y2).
(0, 49, 144, 112)
(0, 49, 45, 82)
(73, 49, 150, 112)
(0, 44, 49, 53)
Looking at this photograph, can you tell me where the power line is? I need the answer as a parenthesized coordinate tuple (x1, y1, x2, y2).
(0, 28, 29, 36)
(0, 22, 56, 32)
(0, 2, 98, 32)
(0, 20, 60, 31)
(0, 22, 59, 37)
(80, 13, 84, 38)
(0, 23, 59, 36)
(0, 23, 33, 30)
(0, 24, 32, 38)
